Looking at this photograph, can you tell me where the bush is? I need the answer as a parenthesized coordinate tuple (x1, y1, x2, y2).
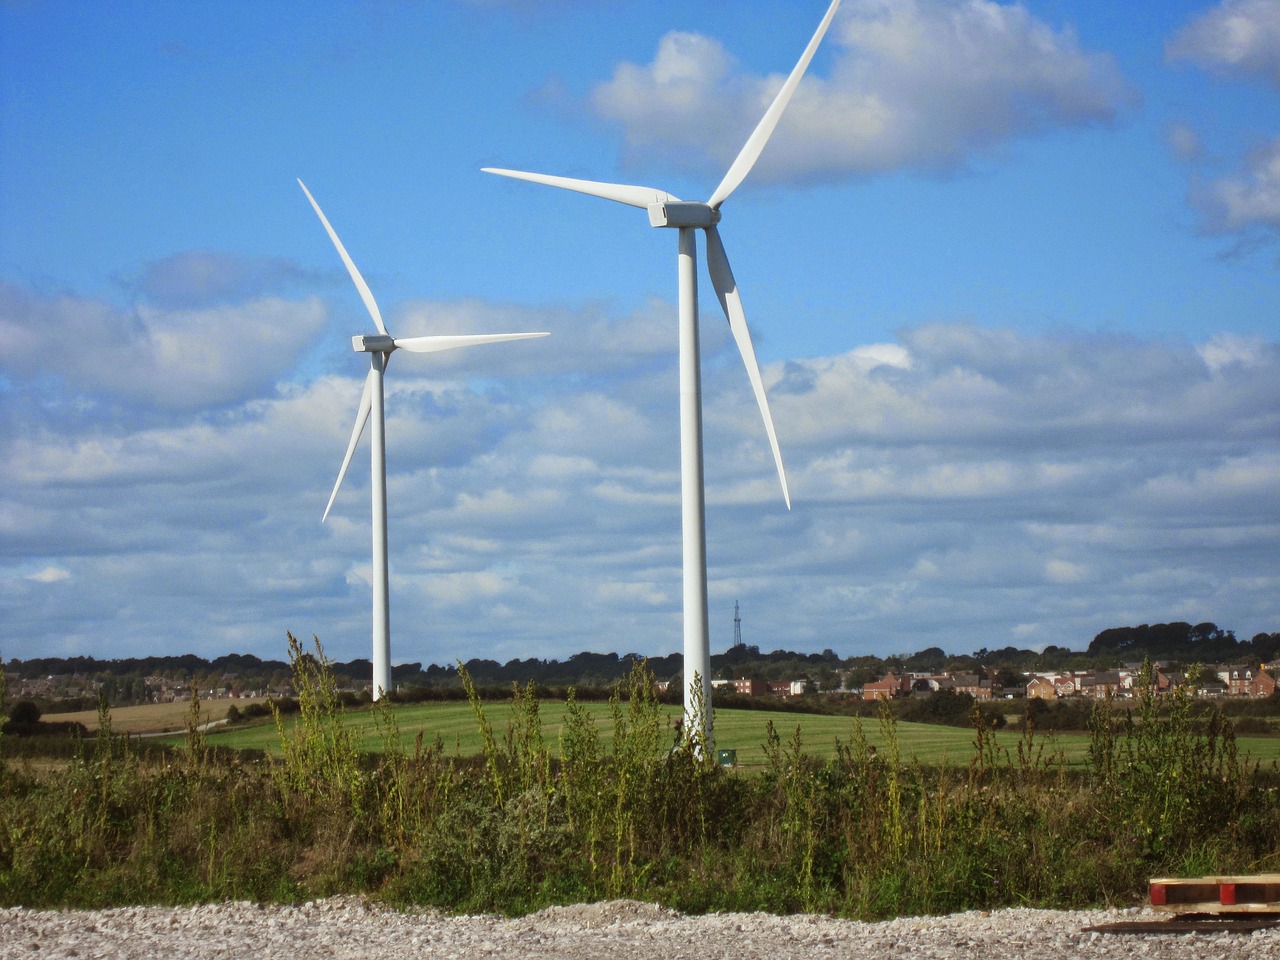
(897, 689, 974, 726)
(1233, 715, 1273, 735)
(8, 701, 40, 725)
(2, 640, 1278, 917)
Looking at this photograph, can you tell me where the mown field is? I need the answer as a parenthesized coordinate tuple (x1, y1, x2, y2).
(38, 694, 1280, 769)
(47, 698, 270, 735)
(195, 699, 1280, 768)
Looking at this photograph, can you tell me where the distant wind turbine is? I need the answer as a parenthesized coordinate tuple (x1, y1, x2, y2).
(485, 0, 841, 746)
(299, 179, 548, 699)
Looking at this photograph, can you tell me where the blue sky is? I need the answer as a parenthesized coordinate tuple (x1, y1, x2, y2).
(2, 0, 1278, 670)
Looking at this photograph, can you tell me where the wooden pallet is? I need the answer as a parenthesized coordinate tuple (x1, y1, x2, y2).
(1149, 874, 1280, 914)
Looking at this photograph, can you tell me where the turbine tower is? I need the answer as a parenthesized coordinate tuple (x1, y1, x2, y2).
(299, 180, 548, 699)
(484, 0, 841, 745)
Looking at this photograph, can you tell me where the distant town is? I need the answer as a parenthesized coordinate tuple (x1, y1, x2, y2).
(6, 620, 1279, 712)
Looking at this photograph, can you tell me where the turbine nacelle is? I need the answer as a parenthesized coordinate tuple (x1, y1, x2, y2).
(353, 334, 396, 353)
(648, 201, 720, 229)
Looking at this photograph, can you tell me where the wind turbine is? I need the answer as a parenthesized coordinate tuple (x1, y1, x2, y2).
(298, 179, 548, 700)
(484, 0, 841, 746)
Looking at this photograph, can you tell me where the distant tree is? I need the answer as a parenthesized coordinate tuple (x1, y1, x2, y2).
(993, 667, 1022, 691)
(898, 689, 973, 726)
(844, 664, 881, 689)
(904, 647, 946, 672)
(1188, 664, 1220, 686)
(1024, 696, 1049, 729)
(812, 666, 839, 691)
(1248, 633, 1280, 662)
(8, 700, 40, 725)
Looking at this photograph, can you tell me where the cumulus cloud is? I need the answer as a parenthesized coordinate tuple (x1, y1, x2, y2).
(1166, 2, 1280, 246)
(127, 250, 316, 309)
(2, 272, 1277, 663)
(26, 565, 71, 583)
(718, 323, 1279, 651)
(0, 278, 327, 412)
(590, 0, 1134, 183)
(1192, 135, 1280, 235)
(1168, 122, 1203, 161)
(1167, 0, 1280, 87)
(1198, 331, 1273, 372)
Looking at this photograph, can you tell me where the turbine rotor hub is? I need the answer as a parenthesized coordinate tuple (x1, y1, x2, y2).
(352, 334, 396, 353)
(647, 201, 720, 229)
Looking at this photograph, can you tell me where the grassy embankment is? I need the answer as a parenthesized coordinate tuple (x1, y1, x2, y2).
(3, 634, 1279, 918)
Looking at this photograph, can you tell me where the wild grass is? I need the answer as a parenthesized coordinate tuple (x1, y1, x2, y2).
(2, 639, 1278, 917)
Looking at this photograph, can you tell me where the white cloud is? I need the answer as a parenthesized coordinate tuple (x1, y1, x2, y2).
(2, 273, 1278, 664)
(26, 565, 70, 583)
(589, 0, 1134, 182)
(419, 570, 521, 607)
(1195, 135, 1280, 234)
(596, 580, 671, 607)
(0, 280, 327, 412)
(1167, 0, 1280, 87)
(1168, 121, 1203, 161)
(1166, 3, 1280, 244)
(1198, 332, 1271, 372)
(1045, 559, 1087, 585)
(129, 250, 315, 309)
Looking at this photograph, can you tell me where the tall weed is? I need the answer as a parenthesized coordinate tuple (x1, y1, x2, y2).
(271, 633, 362, 812)
(4, 642, 1280, 916)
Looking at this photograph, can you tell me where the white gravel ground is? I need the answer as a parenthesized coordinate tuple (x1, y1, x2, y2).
(3, 898, 1279, 959)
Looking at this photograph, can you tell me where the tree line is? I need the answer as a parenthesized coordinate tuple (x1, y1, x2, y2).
(7, 620, 1279, 712)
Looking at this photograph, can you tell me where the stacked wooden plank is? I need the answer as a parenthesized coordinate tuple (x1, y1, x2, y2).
(1150, 874, 1280, 914)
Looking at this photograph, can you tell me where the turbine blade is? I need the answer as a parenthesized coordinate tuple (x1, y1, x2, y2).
(322, 368, 374, 523)
(707, 0, 842, 209)
(297, 179, 388, 336)
(704, 226, 790, 508)
(483, 167, 678, 208)
(393, 331, 550, 354)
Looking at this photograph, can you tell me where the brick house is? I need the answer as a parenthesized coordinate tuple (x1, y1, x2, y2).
(951, 674, 995, 700)
(1025, 676, 1057, 700)
(1253, 668, 1278, 698)
(1079, 671, 1122, 699)
(1027, 674, 1080, 699)
(862, 674, 910, 701)
(1225, 666, 1278, 698)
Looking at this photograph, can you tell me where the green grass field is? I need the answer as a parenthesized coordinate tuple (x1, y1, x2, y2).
(200, 699, 1280, 768)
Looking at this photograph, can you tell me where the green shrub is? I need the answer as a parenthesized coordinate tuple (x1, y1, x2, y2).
(2, 642, 1279, 916)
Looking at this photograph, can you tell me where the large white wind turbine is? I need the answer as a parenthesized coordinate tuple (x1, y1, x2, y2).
(299, 179, 548, 700)
(484, 0, 841, 745)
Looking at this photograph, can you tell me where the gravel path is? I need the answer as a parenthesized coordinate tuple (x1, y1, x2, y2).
(3, 897, 1277, 959)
